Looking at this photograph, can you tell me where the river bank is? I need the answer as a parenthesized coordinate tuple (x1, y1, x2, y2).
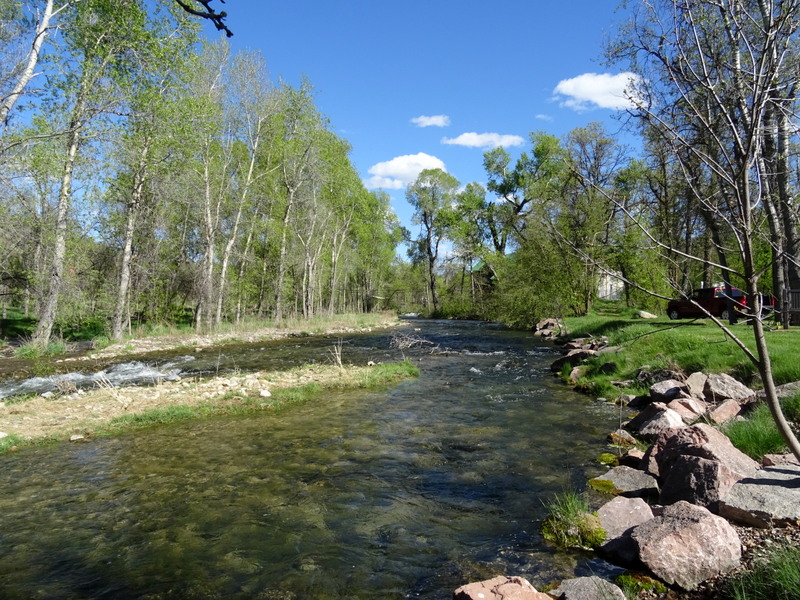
(0, 313, 411, 453)
(543, 315, 800, 600)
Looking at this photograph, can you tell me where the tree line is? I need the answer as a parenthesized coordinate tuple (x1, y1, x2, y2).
(0, 0, 401, 344)
(3, 0, 800, 353)
(400, 0, 800, 336)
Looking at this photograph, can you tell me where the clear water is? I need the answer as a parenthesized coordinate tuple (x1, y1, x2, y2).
(0, 320, 620, 599)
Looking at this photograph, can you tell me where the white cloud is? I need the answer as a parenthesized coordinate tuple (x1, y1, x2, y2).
(364, 152, 446, 190)
(411, 115, 451, 127)
(553, 72, 642, 111)
(535, 113, 554, 122)
(441, 132, 524, 149)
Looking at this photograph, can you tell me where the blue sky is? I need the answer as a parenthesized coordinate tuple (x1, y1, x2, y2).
(210, 1, 637, 229)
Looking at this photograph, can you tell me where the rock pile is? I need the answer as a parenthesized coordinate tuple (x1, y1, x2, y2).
(454, 338, 800, 599)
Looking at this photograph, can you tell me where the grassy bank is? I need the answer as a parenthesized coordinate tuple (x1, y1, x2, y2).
(561, 301, 800, 396)
(0, 360, 419, 455)
(4, 312, 401, 358)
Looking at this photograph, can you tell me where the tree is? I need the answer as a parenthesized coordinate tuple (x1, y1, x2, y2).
(406, 168, 459, 314)
(612, 0, 800, 460)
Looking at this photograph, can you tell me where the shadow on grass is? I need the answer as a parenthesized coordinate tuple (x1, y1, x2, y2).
(0, 315, 37, 344)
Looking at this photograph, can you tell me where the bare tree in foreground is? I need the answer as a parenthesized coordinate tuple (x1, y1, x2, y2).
(611, 0, 800, 460)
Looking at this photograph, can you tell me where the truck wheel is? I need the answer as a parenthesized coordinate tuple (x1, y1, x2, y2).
(720, 308, 730, 321)
(668, 309, 680, 320)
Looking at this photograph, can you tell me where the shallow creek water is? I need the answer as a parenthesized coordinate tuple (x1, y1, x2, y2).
(0, 320, 621, 599)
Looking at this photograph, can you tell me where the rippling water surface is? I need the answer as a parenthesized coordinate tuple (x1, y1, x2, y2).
(0, 320, 620, 599)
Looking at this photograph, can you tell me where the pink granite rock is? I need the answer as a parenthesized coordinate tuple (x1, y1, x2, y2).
(453, 576, 550, 600)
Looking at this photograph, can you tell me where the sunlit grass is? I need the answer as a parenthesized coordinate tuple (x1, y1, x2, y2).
(563, 307, 800, 387)
(724, 393, 800, 459)
(540, 490, 606, 550)
(725, 544, 800, 600)
(14, 339, 67, 359)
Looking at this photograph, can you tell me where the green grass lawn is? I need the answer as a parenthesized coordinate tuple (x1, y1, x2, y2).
(563, 301, 800, 391)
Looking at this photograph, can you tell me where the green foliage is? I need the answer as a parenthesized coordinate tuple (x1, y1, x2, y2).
(0, 434, 27, 454)
(540, 490, 606, 550)
(725, 544, 800, 600)
(596, 452, 619, 466)
(15, 340, 66, 359)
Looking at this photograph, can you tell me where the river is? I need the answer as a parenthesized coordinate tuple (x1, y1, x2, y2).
(0, 319, 622, 599)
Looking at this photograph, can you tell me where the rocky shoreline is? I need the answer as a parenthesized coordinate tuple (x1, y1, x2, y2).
(454, 318, 800, 600)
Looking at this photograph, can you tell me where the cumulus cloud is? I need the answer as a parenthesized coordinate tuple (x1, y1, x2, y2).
(364, 152, 446, 190)
(553, 72, 642, 111)
(411, 115, 451, 127)
(441, 132, 524, 149)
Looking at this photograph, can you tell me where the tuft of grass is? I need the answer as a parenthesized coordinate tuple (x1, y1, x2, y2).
(724, 544, 800, 600)
(724, 393, 800, 460)
(540, 490, 606, 550)
(0, 434, 28, 454)
(615, 573, 667, 599)
(14, 340, 67, 359)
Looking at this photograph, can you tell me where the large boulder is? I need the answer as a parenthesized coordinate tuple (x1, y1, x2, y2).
(718, 465, 800, 528)
(598, 496, 654, 565)
(631, 501, 741, 590)
(643, 424, 758, 509)
(703, 373, 755, 404)
(550, 576, 625, 600)
(625, 402, 685, 441)
(658, 455, 744, 509)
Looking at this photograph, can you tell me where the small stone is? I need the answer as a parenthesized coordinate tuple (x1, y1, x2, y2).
(69, 434, 85, 442)
(41, 391, 55, 399)
(0, 432, 8, 439)
(259, 389, 272, 398)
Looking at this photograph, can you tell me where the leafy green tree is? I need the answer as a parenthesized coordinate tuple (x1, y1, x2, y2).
(406, 168, 459, 314)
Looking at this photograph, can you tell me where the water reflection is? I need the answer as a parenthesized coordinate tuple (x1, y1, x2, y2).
(0, 320, 620, 599)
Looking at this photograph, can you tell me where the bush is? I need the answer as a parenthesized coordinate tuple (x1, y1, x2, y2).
(725, 544, 800, 600)
(540, 490, 606, 550)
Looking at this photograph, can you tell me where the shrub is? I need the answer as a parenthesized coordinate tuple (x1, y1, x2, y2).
(725, 544, 800, 600)
(540, 490, 606, 550)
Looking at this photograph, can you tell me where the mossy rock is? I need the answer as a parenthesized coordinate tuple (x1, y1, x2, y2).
(587, 477, 622, 495)
(615, 572, 667, 596)
(596, 452, 619, 466)
(541, 512, 606, 550)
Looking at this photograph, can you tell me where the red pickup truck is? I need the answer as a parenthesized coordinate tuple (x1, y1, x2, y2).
(667, 286, 747, 320)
